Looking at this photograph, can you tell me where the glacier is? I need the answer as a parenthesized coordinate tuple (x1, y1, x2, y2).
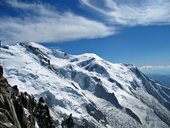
(0, 42, 170, 128)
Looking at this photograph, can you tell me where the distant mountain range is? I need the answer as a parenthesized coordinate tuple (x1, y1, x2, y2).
(0, 42, 170, 128)
(146, 74, 170, 87)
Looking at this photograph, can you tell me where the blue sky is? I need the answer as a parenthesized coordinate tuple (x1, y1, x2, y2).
(0, 0, 170, 68)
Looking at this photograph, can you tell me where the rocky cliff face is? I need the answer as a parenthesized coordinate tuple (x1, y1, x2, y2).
(0, 75, 21, 128)
(0, 71, 56, 128)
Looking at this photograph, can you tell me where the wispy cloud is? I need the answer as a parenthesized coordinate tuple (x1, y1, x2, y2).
(0, 0, 114, 44)
(1, 0, 170, 44)
(80, 0, 170, 26)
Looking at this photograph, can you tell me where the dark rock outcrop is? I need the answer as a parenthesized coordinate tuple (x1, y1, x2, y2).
(0, 65, 56, 128)
(0, 75, 21, 128)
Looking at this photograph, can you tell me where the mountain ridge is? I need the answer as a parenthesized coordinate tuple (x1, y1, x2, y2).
(0, 42, 170, 128)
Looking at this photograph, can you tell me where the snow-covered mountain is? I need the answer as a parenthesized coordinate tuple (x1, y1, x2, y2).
(146, 74, 170, 88)
(0, 42, 170, 128)
(139, 65, 170, 87)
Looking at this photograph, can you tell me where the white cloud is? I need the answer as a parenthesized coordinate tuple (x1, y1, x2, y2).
(139, 65, 170, 75)
(80, 0, 170, 26)
(5, 0, 57, 17)
(1, 0, 170, 44)
(0, 0, 114, 44)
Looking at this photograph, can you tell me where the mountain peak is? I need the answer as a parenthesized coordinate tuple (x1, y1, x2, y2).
(80, 53, 102, 60)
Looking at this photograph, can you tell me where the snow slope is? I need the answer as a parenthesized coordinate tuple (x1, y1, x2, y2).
(0, 42, 170, 128)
